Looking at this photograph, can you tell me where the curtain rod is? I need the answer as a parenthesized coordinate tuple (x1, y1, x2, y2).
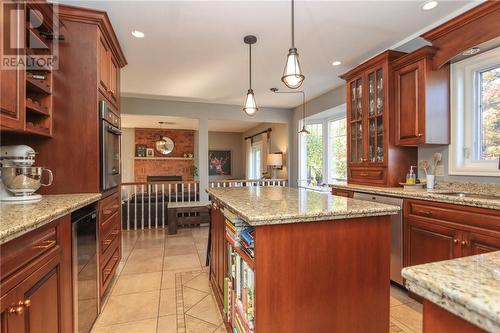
(244, 128, 272, 140)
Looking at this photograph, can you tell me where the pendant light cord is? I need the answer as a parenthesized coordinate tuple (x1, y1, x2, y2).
(249, 43, 252, 89)
(291, 0, 295, 48)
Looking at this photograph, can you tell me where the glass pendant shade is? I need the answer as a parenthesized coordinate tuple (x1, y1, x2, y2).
(282, 49, 304, 89)
(243, 89, 258, 116)
(298, 124, 310, 135)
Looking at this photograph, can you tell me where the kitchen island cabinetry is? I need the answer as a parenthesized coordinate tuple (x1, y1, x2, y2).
(0, 216, 72, 333)
(404, 199, 500, 267)
(208, 187, 399, 332)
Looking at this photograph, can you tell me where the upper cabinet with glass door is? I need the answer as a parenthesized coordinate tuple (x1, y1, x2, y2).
(341, 50, 417, 187)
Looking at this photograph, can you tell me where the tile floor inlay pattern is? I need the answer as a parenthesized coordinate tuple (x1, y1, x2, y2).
(91, 227, 422, 333)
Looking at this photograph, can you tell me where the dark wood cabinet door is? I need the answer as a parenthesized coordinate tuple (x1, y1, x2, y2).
(463, 232, 500, 256)
(98, 35, 110, 93)
(109, 57, 119, 106)
(405, 218, 461, 267)
(394, 60, 425, 145)
(0, 2, 25, 130)
(1, 286, 24, 333)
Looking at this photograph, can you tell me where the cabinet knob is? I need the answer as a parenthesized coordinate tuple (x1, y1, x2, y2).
(9, 306, 24, 315)
(453, 239, 459, 244)
(461, 240, 468, 247)
(417, 133, 423, 137)
(23, 299, 31, 308)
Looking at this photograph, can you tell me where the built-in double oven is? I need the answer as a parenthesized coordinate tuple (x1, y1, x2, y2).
(99, 100, 121, 191)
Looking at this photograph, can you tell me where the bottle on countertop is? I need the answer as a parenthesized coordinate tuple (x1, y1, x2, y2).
(406, 166, 417, 185)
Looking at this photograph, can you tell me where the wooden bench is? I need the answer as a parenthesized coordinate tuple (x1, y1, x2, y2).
(167, 201, 211, 235)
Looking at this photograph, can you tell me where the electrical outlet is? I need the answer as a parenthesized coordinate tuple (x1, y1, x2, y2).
(435, 165, 445, 176)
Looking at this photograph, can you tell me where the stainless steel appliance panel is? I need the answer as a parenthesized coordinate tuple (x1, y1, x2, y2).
(99, 101, 121, 191)
(353, 192, 404, 286)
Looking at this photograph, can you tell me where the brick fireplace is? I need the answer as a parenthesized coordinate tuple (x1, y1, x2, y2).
(134, 128, 195, 182)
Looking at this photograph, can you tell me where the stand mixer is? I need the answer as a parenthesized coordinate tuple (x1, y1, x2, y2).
(0, 145, 53, 203)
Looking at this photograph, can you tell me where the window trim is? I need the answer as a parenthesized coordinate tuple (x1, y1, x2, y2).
(449, 47, 500, 177)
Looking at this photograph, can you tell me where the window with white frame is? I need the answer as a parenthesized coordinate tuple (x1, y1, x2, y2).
(450, 47, 500, 176)
(249, 142, 262, 179)
(298, 104, 347, 187)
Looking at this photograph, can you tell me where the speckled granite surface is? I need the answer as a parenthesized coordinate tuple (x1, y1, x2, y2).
(402, 252, 500, 333)
(330, 182, 500, 210)
(207, 187, 399, 226)
(0, 193, 101, 244)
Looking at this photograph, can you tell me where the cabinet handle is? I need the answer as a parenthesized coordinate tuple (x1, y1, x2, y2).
(417, 133, 423, 137)
(453, 239, 459, 244)
(361, 158, 368, 162)
(420, 211, 433, 217)
(359, 173, 369, 177)
(33, 239, 56, 250)
(103, 239, 112, 246)
(9, 305, 24, 315)
(23, 299, 31, 308)
(461, 240, 469, 247)
(111, 230, 119, 236)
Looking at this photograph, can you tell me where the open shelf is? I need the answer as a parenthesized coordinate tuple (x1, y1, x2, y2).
(26, 98, 50, 116)
(25, 123, 51, 137)
(26, 77, 51, 94)
(28, 27, 50, 50)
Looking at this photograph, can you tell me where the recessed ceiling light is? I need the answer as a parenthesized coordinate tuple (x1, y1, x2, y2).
(462, 47, 480, 56)
(131, 30, 145, 38)
(422, 0, 438, 11)
(332, 61, 342, 66)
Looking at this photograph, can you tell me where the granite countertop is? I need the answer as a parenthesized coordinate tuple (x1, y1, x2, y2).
(402, 252, 500, 333)
(329, 182, 500, 210)
(0, 193, 102, 245)
(207, 187, 399, 226)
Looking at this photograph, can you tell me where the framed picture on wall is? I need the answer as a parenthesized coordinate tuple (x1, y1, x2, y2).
(209, 150, 231, 176)
(136, 144, 147, 157)
(146, 148, 154, 157)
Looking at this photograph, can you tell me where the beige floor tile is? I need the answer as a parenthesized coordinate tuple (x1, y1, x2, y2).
(184, 272, 211, 293)
(390, 286, 414, 307)
(186, 294, 223, 326)
(213, 325, 228, 333)
(165, 236, 194, 246)
(112, 272, 162, 295)
(164, 243, 198, 256)
(96, 291, 159, 327)
(163, 254, 201, 271)
(390, 301, 423, 333)
(136, 229, 167, 240)
(183, 286, 208, 310)
(161, 271, 176, 289)
(157, 315, 177, 333)
(134, 238, 165, 249)
(159, 288, 177, 316)
(121, 256, 163, 275)
(91, 318, 157, 333)
(128, 247, 164, 261)
(185, 315, 218, 333)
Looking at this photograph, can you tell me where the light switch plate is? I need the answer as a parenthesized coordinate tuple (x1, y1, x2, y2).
(435, 165, 445, 176)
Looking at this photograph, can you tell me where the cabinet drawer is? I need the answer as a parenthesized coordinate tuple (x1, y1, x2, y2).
(100, 214, 120, 256)
(406, 200, 500, 232)
(101, 245, 119, 295)
(349, 167, 386, 185)
(0, 219, 61, 282)
(332, 189, 354, 198)
(100, 192, 120, 223)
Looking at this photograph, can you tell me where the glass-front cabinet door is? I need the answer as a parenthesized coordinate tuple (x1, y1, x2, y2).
(348, 77, 364, 164)
(367, 67, 385, 164)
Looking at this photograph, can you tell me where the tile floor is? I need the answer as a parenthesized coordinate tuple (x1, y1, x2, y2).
(90, 227, 422, 333)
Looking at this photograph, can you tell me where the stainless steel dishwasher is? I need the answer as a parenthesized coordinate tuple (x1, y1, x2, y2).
(353, 192, 404, 286)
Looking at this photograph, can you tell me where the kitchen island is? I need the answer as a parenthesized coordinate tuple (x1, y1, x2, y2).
(402, 252, 500, 333)
(207, 186, 399, 333)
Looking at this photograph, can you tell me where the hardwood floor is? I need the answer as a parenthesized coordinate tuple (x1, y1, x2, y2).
(90, 227, 422, 333)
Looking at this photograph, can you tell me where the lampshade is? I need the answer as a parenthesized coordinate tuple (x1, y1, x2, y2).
(281, 48, 304, 89)
(243, 89, 258, 116)
(267, 153, 283, 167)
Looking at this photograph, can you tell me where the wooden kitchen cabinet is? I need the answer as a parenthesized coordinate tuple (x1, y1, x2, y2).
(341, 50, 417, 187)
(404, 199, 500, 267)
(331, 188, 354, 198)
(209, 200, 226, 304)
(393, 46, 449, 146)
(0, 216, 72, 333)
(98, 32, 120, 108)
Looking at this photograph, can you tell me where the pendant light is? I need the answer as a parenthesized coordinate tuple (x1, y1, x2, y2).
(243, 35, 258, 116)
(270, 88, 309, 134)
(281, 0, 305, 89)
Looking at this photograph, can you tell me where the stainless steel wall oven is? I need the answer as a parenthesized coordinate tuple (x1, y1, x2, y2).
(99, 100, 121, 191)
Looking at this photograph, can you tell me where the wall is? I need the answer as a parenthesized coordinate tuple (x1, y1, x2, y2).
(121, 128, 135, 183)
(243, 123, 289, 179)
(133, 128, 195, 182)
(208, 131, 245, 180)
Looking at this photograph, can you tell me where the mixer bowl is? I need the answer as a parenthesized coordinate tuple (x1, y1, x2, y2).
(1, 167, 53, 196)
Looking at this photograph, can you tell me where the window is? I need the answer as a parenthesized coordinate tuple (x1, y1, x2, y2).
(298, 104, 347, 187)
(328, 118, 347, 182)
(305, 123, 324, 185)
(450, 47, 500, 176)
(249, 142, 262, 179)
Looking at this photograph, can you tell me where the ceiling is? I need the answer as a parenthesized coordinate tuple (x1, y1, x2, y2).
(55, 0, 477, 108)
(121, 114, 262, 132)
